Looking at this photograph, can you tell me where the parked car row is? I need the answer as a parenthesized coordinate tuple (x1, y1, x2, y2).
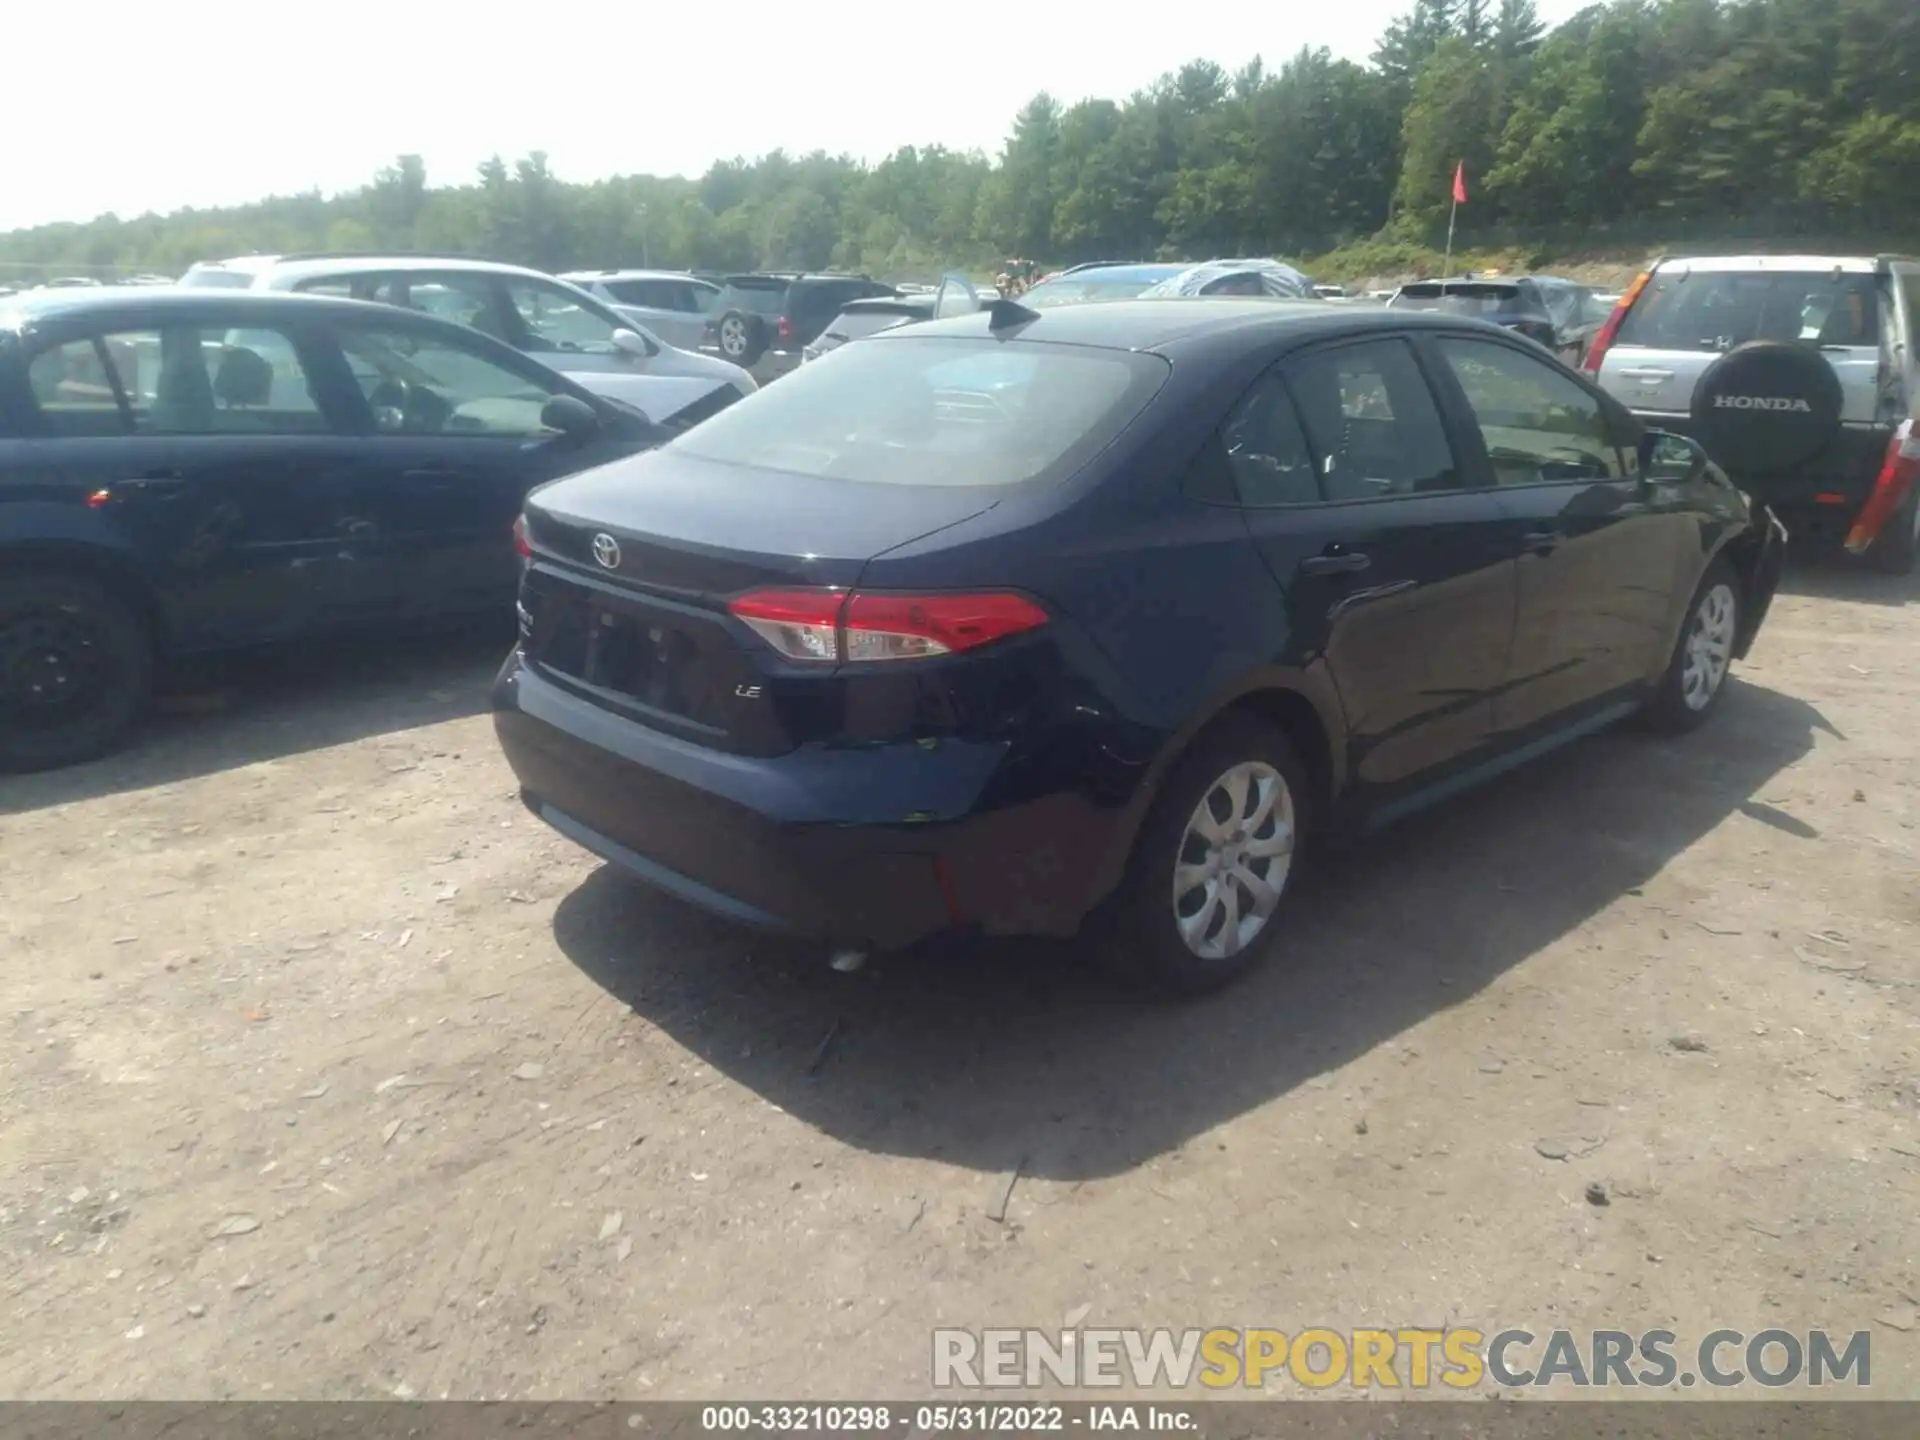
(20, 241, 1919, 1003)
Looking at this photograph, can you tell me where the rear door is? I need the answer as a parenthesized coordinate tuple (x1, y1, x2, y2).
(325, 314, 639, 620)
(1228, 335, 1518, 795)
(1425, 332, 1677, 734)
(20, 318, 385, 649)
(597, 278, 703, 350)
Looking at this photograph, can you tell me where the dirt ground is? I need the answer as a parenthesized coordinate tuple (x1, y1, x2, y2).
(2, 562, 1917, 1403)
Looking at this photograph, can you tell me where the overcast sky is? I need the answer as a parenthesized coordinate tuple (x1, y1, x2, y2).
(5, 0, 1594, 232)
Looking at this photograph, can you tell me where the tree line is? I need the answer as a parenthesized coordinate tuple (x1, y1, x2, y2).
(3, 0, 1916, 286)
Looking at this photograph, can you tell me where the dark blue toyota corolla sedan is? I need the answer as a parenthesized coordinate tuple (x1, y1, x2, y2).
(494, 299, 1786, 993)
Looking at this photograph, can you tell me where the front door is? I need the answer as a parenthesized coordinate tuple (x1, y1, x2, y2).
(327, 315, 629, 620)
(1424, 333, 1681, 735)
(1227, 336, 1519, 795)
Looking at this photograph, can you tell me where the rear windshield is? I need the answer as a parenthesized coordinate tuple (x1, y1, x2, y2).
(1023, 267, 1184, 309)
(1616, 270, 1882, 351)
(1390, 283, 1525, 317)
(718, 279, 790, 315)
(824, 309, 919, 343)
(668, 336, 1167, 488)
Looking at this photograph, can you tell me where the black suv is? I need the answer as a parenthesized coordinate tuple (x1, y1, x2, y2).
(0, 287, 661, 771)
(704, 274, 896, 376)
(1388, 278, 1560, 353)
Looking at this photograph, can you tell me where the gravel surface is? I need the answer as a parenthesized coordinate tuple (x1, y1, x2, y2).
(2, 565, 1916, 1400)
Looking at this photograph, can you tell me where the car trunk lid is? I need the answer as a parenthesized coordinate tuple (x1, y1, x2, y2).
(518, 450, 998, 756)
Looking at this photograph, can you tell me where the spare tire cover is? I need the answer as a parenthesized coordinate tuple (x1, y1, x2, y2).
(1690, 340, 1842, 474)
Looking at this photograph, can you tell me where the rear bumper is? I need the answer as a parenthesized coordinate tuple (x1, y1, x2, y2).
(492, 653, 1118, 948)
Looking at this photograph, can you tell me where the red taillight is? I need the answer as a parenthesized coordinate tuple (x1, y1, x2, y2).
(1583, 269, 1651, 375)
(513, 514, 532, 559)
(726, 588, 1048, 664)
(1845, 420, 1920, 554)
(777, 315, 793, 342)
(727, 588, 845, 663)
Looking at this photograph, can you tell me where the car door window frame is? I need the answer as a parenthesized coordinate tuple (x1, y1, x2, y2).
(1270, 333, 1468, 506)
(1415, 329, 1634, 490)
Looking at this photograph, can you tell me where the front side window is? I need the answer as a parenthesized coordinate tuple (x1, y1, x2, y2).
(335, 323, 565, 437)
(1437, 338, 1625, 486)
(28, 325, 325, 436)
(1279, 339, 1458, 500)
(668, 336, 1165, 489)
(504, 280, 620, 354)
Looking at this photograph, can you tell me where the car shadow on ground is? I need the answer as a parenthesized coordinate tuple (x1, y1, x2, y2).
(1777, 550, 1919, 607)
(553, 679, 1835, 1182)
(0, 621, 514, 818)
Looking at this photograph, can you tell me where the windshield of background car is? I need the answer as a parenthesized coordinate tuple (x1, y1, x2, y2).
(1614, 270, 1882, 351)
(1391, 283, 1526, 318)
(667, 336, 1168, 488)
(717, 280, 790, 316)
(1021, 266, 1185, 309)
(824, 308, 921, 343)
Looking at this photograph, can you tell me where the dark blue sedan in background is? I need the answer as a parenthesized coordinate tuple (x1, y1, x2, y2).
(0, 287, 662, 771)
(495, 299, 1785, 994)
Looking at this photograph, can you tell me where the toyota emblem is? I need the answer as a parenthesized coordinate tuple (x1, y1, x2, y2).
(590, 533, 621, 570)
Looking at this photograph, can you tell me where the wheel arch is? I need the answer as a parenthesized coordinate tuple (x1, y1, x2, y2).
(0, 538, 169, 656)
(1085, 667, 1348, 909)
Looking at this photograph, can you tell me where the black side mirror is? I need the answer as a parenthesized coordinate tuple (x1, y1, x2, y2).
(1639, 429, 1708, 484)
(541, 393, 602, 443)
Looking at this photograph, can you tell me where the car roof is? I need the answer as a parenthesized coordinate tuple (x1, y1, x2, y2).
(1, 284, 458, 333)
(197, 254, 558, 284)
(1655, 255, 1879, 275)
(888, 297, 1495, 356)
(561, 268, 716, 285)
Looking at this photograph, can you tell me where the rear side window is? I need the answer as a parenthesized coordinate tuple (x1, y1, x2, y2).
(1279, 339, 1458, 500)
(668, 336, 1166, 489)
(1617, 270, 1881, 352)
(27, 326, 327, 436)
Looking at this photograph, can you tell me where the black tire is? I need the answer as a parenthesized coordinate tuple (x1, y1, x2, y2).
(1642, 558, 1741, 734)
(713, 310, 767, 367)
(1863, 488, 1919, 576)
(0, 573, 153, 772)
(1102, 714, 1313, 997)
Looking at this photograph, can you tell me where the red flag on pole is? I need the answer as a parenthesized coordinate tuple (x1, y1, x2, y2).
(1452, 161, 1469, 205)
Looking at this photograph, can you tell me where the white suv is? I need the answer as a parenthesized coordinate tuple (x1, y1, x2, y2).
(180, 254, 755, 426)
(1588, 254, 1920, 571)
(560, 269, 720, 352)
